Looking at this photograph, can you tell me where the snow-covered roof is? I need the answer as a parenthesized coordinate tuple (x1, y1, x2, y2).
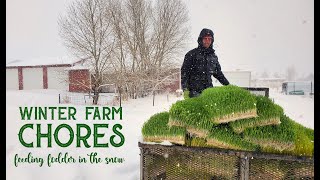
(64, 64, 90, 71)
(6, 56, 85, 67)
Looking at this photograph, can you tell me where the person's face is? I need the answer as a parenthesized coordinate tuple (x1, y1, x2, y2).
(202, 36, 212, 48)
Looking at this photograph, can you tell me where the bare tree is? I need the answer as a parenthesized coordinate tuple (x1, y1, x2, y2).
(151, 0, 190, 69)
(58, 0, 114, 104)
(105, 0, 127, 101)
(122, 0, 153, 99)
(122, 0, 190, 98)
(59, 0, 190, 102)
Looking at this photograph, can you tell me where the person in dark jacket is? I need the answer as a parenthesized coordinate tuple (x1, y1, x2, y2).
(181, 28, 229, 98)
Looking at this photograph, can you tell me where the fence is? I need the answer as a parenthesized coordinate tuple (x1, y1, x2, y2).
(58, 92, 119, 106)
(138, 142, 314, 180)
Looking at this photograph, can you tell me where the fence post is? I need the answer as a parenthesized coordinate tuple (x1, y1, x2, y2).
(239, 155, 249, 180)
(140, 147, 144, 180)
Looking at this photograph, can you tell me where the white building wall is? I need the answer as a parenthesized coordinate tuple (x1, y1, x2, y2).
(212, 71, 251, 87)
(47, 67, 69, 90)
(6, 68, 19, 90)
(23, 68, 43, 90)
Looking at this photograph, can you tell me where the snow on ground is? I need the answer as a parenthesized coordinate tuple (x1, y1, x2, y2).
(6, 89, 313, 180)
(6, 89, 183, 180)
(268, 88, 314, 129)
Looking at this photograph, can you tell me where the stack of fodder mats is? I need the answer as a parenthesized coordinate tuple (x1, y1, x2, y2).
(141, 85, 314, 156)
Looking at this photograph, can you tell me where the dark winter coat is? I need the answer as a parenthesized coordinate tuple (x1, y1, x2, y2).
(181, 28, 229, 95)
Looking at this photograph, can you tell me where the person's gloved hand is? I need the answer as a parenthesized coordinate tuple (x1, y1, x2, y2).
(183, 90, 190, 99)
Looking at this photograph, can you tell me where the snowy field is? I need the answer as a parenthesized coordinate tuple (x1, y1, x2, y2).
(269, 88, 314, 129)
(6, 89, 313, 180)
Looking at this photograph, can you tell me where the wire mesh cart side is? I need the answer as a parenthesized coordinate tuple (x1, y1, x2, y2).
(138, 142, 314, 180)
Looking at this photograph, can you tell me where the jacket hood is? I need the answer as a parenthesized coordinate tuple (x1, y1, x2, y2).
(197, 28, 214, 49)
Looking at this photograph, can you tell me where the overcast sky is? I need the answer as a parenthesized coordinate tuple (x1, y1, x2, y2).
(6, 0, 314, 77)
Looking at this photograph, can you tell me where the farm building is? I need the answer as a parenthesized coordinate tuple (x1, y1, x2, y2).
(6, 56, 91, 92)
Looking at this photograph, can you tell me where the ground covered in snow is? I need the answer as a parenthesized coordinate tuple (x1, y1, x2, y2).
(6, 89, 313, 180)
(269, 88, 314, 129)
